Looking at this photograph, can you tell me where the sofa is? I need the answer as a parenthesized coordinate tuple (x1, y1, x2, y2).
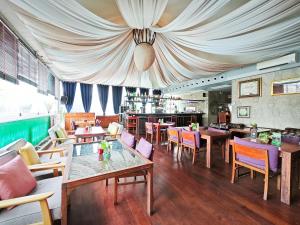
(0, 146, 62, 225)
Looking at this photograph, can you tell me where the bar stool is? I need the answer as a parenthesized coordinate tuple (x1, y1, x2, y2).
(126, 116, 138, 135)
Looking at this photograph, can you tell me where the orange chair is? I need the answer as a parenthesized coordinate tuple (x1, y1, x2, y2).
(181, 130, 202, 164)
(167, 127, 181, 153)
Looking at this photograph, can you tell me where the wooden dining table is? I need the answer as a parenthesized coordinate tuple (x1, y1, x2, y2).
(199, 129, 231, 168)
(153, 122, 175, 145)
(227, 138, 300, 205)
(74, 126, 106, 143)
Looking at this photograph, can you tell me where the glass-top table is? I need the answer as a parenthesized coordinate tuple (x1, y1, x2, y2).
(61, 139, 154, 225)
(68, 140, 147, 180)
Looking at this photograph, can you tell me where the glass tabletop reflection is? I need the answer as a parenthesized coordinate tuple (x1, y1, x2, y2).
(68, 140, 146, 180)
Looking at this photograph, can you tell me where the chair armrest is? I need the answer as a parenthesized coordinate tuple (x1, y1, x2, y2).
(28, 162, 65, 172)
(37, 148, 65, 155)
(0, 192, 53, 209)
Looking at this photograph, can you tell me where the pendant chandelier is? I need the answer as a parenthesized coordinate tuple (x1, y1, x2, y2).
(133, 28, 156, 71)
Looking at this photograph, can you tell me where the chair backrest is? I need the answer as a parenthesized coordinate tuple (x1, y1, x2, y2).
(136, 138, 154, 160)
(148, 116, 158, 123)
(112, 122, 124, 135)
(0, 150, 18, 165)
(48, 125, 59, 142)
(181, 130, 200, 148)
(121, 131, 136, 148)
(167, 127, 181, 143)
(145, 122, 154, 134)
(208, 127, 227, 133)
(233, 137, 278, 172)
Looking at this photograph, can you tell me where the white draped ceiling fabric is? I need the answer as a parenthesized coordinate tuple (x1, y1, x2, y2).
(8, 0, 300, 88)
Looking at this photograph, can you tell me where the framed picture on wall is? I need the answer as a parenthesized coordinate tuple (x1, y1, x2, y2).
(239, 78, 261, 98)
(237, 106, 250, 118)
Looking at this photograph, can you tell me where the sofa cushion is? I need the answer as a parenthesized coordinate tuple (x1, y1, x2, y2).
(107, 123, 118, 135)
(136, 138, 153, 159)
(19, 143, 41, 165)
(0, 176, 62, 225)
(0, 155, 37, 201)
(121, 131, 135, 148)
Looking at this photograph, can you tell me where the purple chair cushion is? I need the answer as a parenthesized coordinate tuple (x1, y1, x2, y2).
(234, 137, 278, 172)
(136, 138, 153, 159)
(208, 127, 227, 133)
(121, 131, 135, 148)
(181, 130, 200, 148)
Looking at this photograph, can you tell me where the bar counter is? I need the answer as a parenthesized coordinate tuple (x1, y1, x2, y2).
(124, 112, 205, 134)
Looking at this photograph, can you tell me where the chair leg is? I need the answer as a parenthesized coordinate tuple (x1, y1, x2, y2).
(277, 175, 281, 191)
(106, 179, 108, 186)
(231, 163, 236, 184)
(263, 173, 269, 200)
(250, 170, 254, 179)
(192, 148, 196, 165)
(114, 177, 118, 205)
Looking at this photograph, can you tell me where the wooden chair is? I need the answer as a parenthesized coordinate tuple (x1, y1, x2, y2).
(187, 115, 197, 124)
(0, 192, 55, 225)
(181, 130, 202, 164)
(145, 122, 155, 143)
(125, 116, 138, 135)
(167, 127, 181, 153)
(114, 138, 154, 204)
(231, 137, 279, 200)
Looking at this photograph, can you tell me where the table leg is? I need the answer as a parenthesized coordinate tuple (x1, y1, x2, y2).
(225, 138, 230, 163)
(61, 184, 68, 225)
(281, 152, 292, 205)
(156, 126, 161, 145)
(206, 137, 212, 168)
(76, 137, 79, 143)
(147, 167, 154, 215)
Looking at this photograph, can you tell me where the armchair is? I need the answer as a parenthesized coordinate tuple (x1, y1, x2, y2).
(0, 150, 62, 225)
(48, 125, 75, 154)
(0, 192, 54, 225)
(19, 142, 66, 178)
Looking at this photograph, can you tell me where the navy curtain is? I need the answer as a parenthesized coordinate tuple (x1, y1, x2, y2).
(62, 81, 77, 112)
(112, 86, 123, 114)
(80, 83, 93, 112)
(97, 84, 109, 115)
(153, 89, 162, 95)
(140, 88, 149, 96)
(125, 87, 136, 95)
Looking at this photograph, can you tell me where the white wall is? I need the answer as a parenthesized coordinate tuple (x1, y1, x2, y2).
(231, 67, 300, 129)
(0, 79, 58, 122)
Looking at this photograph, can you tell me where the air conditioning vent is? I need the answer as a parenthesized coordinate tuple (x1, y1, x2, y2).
(256, 53, 296, 70)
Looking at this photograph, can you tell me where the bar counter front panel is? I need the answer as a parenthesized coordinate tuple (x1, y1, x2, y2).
(124, 112, 205, 134)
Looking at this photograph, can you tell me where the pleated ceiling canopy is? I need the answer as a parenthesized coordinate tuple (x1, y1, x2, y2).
(1, 0, 300, 88)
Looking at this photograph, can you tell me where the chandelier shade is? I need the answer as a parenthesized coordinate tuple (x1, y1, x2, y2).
(133, 28, 156, 71)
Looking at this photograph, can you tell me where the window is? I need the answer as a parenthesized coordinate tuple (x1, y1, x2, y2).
(48, 73, 55, 96)
(38, 60, 48, 95)
(0, 21, 18, 80)
(18, 43, 37, 85)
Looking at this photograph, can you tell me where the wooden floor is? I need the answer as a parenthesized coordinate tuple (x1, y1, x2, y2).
(69, 140, 300, 225)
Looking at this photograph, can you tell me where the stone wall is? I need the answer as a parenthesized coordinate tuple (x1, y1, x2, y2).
(231, 67, 300, 129)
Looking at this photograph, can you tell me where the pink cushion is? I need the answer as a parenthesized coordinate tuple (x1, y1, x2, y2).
(136, 138, 153, 159)
(0, 155, 37, 202)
